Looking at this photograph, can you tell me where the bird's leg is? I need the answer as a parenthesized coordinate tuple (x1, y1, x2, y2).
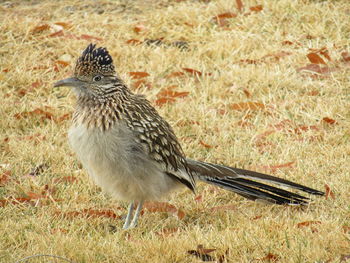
(122, 201, 134, 229)
(129, 201, 144, 229)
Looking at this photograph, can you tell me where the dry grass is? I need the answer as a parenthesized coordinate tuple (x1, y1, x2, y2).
(1, 0, 350, 262)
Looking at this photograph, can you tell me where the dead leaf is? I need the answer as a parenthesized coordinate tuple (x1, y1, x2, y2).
(128, 72, 150, 79)
(194, 195, 203, 202)
(307, 53, 327, 65)
(297, 64, 334, 75)
(155, 228, 180, 237)
(199, 141, 213, 148)
(342, 226, 350, 233)
(249, 5, 263, 12)
(53, 176, 78, 184)
(56, 209, 120, 219)
(294, 125, 319, 134)
(322, 117, 337, 125)
(239, 59, 260, 64)
(213, 12, 237, 27)
(132, 79, 152, 90)
(243, 89, 251, 97)
(341, 52, 350, 62)
(324, 184, 335, 200)
(54, 22, 72, 29)
(134, 24, 148, 34)
(258, 253, 280, 262)
(166, 71, 185, 78)
(182, 67, 202, 76)
(143, 201, 185, 219)
(260, 161, 295, 172)
(49, 30, 64, 37)
(236, 0, 243, 12)
(262, 51, 292, 61)
(126, 39, 143, 45)
(297, 221, 321, 228)
(31, 24, 50, 33)
(230, 102, 265, 111)
(14, 108, 55, 121)
(80, 34, 103, 41)
(0, 171, 11, 186)
(306, 90, 319, 96)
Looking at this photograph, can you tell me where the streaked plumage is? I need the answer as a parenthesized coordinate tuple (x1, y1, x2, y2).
(54, 44, 323, 229)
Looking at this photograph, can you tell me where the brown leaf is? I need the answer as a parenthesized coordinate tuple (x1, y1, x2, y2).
(182, 67, 202, 76)
(215, 12, 237, 19)
(31, 24, 50, 34)
(128, 71, 150, 79)
(0, 171, 11, 186)
(134, 24, 148, 34)
(324, 184, 335, 200)
(294, 125, 319, 134)
(307, 53, 327, 65)
(261, 161, 295, 172)
(56, 60, 70, 67)
(297, 64, 334, 75)
(262, 51, 292, 61)
(243, 89, 251, 97)
(80, 34, 103, 41)
(14, 108, 54, 121)
(230, 102, 265, 111)
(342, 226, 350, 233)
(322, 117, 337, 125)
(239, 59, 260, 64)
(155, 227, 180, 237)
(306, 90, 319, 96)
(155, 97, 176, 106)
(132, 79, 152, 90)
(53, 176, 78, 184)
(341, 52, 350, 62)
(236, 0, 244, 12)
(249, 5, 263, 12)
(126, 39, 143, 45)
(56, 209, 120, 219)
(259, 253, 280, 262)
(166, 71, 185, 78)
(57, 113, 72, 122)
(297, 221, 321, 228)
(144, 201, 185, 219)
(282, 40, 294, 46)
(199, 141, 213, 148)
(255, 130, 276, 141)
(54, 22, 72, 29)
(49, 30, 64, 37)
(194, 195, 203, 202)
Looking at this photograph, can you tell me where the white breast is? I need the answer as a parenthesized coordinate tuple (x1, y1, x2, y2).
(68, 122, 180, 201)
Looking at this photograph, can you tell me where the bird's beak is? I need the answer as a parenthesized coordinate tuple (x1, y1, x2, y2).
(54, 77, 84, 88)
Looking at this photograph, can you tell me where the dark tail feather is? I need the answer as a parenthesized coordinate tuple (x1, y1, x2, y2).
(186, 159, 324, 205)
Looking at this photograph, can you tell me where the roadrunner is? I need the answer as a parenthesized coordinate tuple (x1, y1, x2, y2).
(54, 44, 324, 229)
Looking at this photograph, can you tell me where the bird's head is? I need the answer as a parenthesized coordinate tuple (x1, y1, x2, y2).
(54, 44, 119, 98)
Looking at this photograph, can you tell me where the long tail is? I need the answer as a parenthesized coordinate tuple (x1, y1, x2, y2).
(186, 159, 324, 205)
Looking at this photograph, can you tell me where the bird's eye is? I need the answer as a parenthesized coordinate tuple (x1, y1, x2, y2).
(93, 75, 102, 82)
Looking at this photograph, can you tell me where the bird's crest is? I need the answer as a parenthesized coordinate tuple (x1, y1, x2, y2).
(74, 43, 115, 77)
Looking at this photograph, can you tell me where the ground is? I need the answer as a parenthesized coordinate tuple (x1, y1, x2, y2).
(0, 0, 349, 262)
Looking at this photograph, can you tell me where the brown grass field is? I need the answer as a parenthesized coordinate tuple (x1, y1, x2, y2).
(1, 0, 350, 262)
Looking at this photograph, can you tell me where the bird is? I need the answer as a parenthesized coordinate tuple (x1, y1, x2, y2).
(54, 44, 324, 229)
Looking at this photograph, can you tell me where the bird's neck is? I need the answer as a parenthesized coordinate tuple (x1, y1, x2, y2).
(73, 84, 134, 131)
